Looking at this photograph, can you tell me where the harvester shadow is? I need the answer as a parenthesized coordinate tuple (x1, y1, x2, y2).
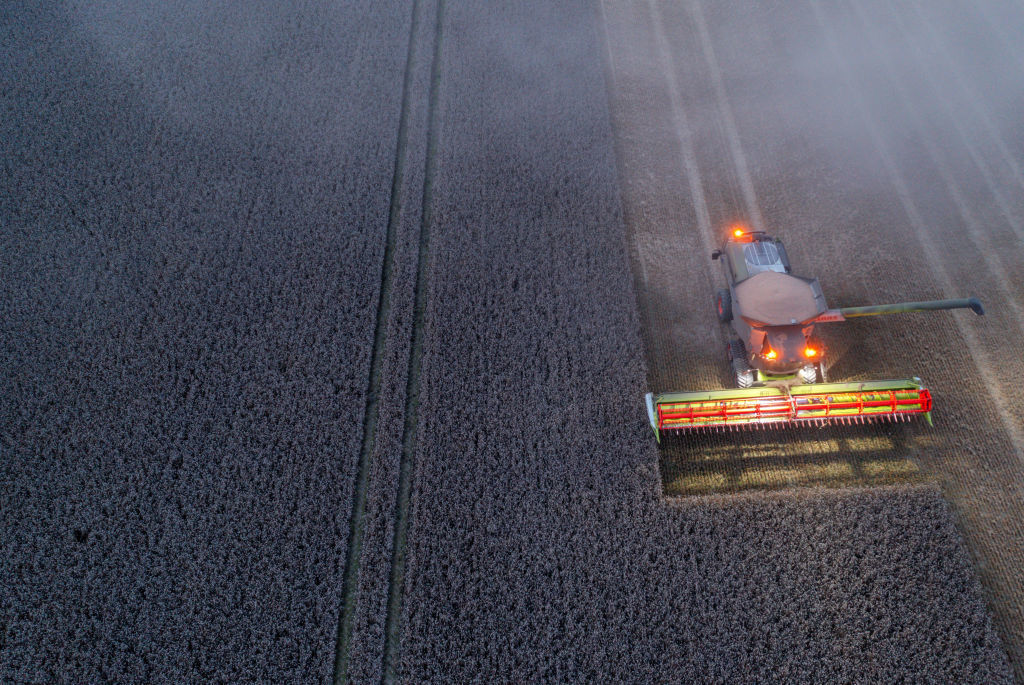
(659, 421, 933, 497)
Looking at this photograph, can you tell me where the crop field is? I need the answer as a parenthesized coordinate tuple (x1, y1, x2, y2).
(1, 0, 1021, 682)
(1, 0, 410, 680)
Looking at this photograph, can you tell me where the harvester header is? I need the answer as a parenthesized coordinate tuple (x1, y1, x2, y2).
(646, 230, 982, 439)
(646, 379, 932, 441)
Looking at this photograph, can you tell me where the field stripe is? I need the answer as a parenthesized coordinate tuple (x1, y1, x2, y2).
(904, 0, 1024, 196)
(843, 0, 1024, 334)
(684, 0, 766, 234)
(598, 0, 691, 397)
(647, 0, 723, 392)
(644, 0, 715, 253)
(879, 0, 1024, 245)
(380, 0, 445, 680)
(332, 1, 423, 681)
(807, 0, 1024, 467)
(973, 1, 1024, 78)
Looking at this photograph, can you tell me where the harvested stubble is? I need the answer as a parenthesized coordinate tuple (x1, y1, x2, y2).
(395, 0, 1012, 681)
(1, 2, 410, 681)
(603, 0, 1024, 674)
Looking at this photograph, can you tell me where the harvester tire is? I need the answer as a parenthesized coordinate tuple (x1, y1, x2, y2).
(716, 289, 732, 323)
(799, 365, 818, 384)
(729, 339, 753, 387)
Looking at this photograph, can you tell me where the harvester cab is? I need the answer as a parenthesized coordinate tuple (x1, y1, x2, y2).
(645, 228, 984, 439)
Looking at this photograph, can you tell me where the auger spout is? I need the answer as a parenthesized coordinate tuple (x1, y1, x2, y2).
(837, 297, 983, 319)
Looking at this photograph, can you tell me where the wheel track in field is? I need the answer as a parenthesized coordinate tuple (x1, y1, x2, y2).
(332, 0, 444, 679)
(381, 0, 445, 680)
(332, 0, 422, 679)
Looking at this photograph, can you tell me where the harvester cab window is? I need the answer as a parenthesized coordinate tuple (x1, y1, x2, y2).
(743, 241, 786, 275)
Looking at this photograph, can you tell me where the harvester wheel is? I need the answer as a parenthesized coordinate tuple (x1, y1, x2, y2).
(727, 338, 745, 362)
(729, 339, 753, 387)
(799, 365, 818, 384)
(716, 289, 732, 323)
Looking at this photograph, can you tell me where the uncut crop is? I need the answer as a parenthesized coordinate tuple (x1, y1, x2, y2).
(1, 2, 409, 681)
(395, 0, 1012, 681)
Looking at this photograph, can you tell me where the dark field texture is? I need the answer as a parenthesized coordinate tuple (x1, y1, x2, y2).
(395, 0, 1011, 682)
(1, 0, 1018, 682)
(1, 1, 409, 681)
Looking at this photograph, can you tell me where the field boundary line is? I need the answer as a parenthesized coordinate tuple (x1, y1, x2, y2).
(380, 0, 445, 680)
(807, 0, 1024, 467)
(684, 0, 765, 234)
(597, 3, 651, 291)
(844, 0, 1024, 333)
(596, 0, 664, 387)
(332, 0, 423, 681)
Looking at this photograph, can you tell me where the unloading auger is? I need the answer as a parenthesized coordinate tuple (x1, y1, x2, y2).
(645, 228, 984, 441)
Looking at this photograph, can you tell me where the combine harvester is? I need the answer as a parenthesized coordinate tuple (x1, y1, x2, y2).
(645, 229, 984, 441)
